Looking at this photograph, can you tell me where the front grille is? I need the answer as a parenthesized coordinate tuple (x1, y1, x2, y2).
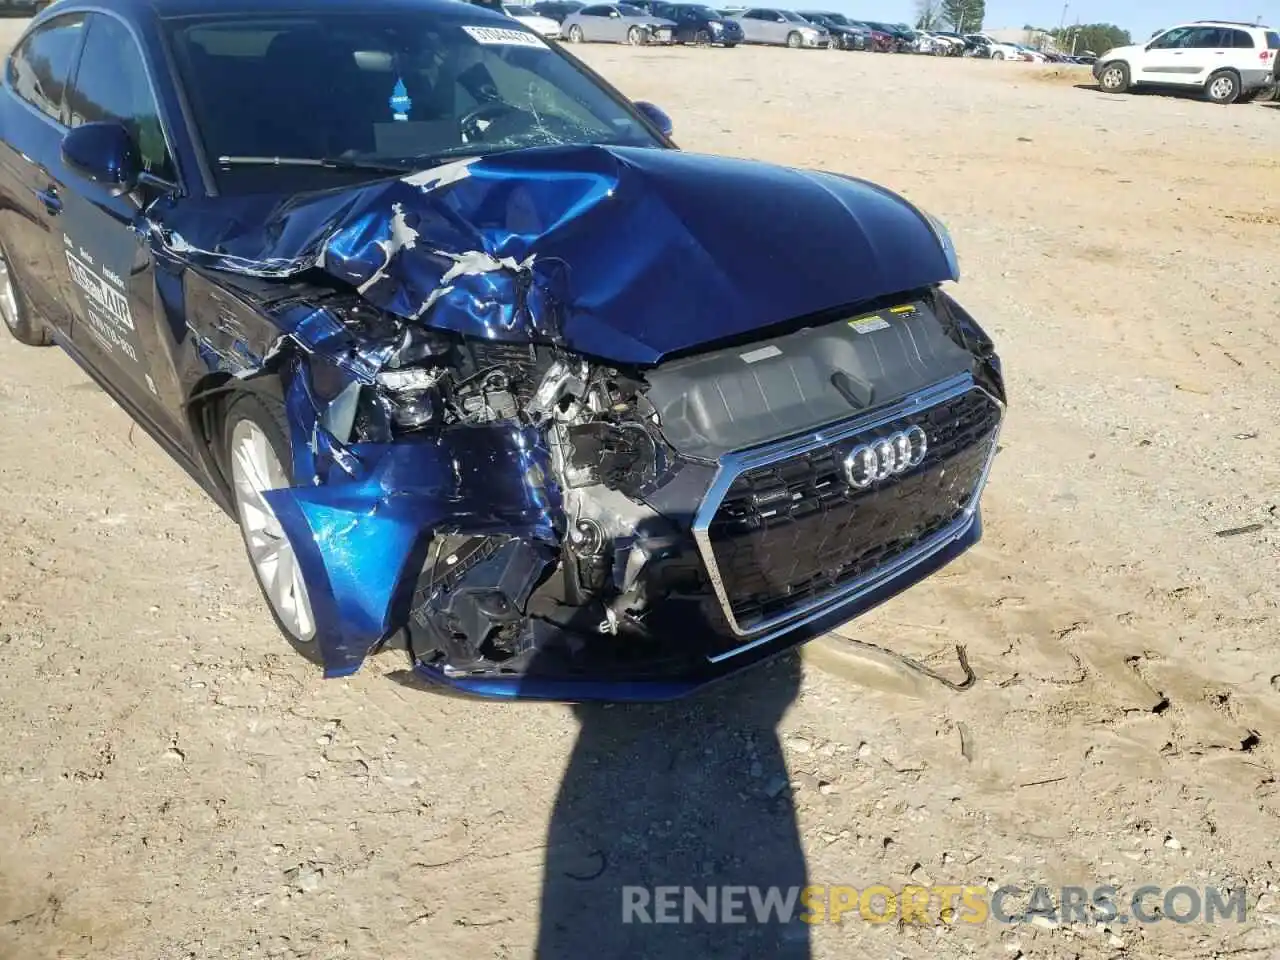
(704, 386, 1001, 631)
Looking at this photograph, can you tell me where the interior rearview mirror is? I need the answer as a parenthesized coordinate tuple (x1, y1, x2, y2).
(61, 121, 141, 196)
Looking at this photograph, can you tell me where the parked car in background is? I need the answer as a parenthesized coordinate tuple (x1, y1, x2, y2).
(731, 8, 827, 48)
(1094, 21, 1280, 104)
(0, 0, 41, 15)
(529, 0, 584, 22)
(652, 2, 742, 45)
(860, 20, 910, 51)
(503, 3, 563, 37)
(1009, 42, 1048, 62)
(851, 21, 894, 51)
(978, 35, 1024, 60)
(795, 11, 868, 50)
(962, 33, 992, 56)
(562, 2, 675, 43)
(931, 30, 967, 55)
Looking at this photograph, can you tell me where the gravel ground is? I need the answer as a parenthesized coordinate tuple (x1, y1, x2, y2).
(2, 30, 1279, 960)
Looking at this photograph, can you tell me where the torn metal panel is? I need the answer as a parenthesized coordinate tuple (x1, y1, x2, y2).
(262, 424, 560, 674)
(156, 144, 957, 366)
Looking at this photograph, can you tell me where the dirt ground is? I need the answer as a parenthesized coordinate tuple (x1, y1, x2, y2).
(2, 27, 1279, 960)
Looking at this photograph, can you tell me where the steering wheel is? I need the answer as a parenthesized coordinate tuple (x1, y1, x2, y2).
(459, 101, 526, 144)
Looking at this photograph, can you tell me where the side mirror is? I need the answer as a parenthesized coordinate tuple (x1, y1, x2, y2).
(633, 100, 673, 138)
(61, 121, 140, 195)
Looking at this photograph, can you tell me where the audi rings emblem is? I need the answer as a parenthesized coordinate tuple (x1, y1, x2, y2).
(841, 426, 928, 489)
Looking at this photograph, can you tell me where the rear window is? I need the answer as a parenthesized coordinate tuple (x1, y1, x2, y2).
(1267, 31, 1280, 48)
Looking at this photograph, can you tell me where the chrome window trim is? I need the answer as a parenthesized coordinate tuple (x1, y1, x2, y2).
(691, 371, 1004, 655)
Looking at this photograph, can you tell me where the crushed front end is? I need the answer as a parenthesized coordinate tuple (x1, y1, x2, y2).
(261, 287, 1003, 701)
(165, 145, 1006, 700)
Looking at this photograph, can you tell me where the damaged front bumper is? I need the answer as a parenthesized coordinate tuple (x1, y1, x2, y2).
(266, 353, 1002, 702)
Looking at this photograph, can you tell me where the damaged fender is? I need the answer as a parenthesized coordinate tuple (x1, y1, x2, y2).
(264, 422, 561, 675)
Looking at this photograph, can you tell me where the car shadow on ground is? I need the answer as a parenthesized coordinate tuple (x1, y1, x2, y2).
(534, 654, 811, 959)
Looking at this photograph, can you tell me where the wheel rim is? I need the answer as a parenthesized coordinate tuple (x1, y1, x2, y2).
(229, 418, 317, 643)
(787, 33, 799, 47)
(0, 250, 21, 334)
(628, 26, 640, 44)
(569, 25, 581, 40)
(1210, 77, 1233, 100)
(1102, 68, 1121, 88)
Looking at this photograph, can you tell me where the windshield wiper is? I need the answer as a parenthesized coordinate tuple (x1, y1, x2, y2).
(216, 155, 408, 173)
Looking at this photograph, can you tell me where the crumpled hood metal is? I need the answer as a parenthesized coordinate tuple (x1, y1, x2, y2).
(159, 144, 954, 365)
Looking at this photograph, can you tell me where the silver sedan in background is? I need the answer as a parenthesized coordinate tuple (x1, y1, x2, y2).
(731, 7, 826, 47)
(562, 2, 677, 43)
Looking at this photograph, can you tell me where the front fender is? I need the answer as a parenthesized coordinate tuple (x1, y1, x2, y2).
(264, 425, 561, 676)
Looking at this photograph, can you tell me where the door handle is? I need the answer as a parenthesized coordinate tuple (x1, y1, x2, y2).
(35, 185, 61, 216)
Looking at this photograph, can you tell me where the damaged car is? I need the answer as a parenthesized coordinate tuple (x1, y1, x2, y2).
(0, 0, 1005, 700)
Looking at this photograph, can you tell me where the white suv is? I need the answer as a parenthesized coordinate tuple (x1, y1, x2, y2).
(1093, 21, 1280, 103)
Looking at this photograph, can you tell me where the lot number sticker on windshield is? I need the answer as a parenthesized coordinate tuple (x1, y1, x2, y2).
(461, 25, 547, 47)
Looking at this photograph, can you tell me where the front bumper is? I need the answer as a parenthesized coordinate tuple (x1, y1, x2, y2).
(412, 508, 985, 701)
(408, 374, 1002, 701)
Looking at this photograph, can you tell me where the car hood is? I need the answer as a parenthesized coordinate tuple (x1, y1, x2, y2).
(156, 144, 954, 366)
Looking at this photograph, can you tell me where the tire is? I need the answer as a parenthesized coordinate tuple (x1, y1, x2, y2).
(785, 30, 801, 48)
(221, 389, 322, 665)
(567, 24, 583, 42)
(627, 25, 643, 44)
(1097, 61, 1129, 94)
(991, 50, 1004, 60)
(723, 42, 736, 47)
(0, 242, 52, 347)
(695, 28, 710, 44)
(1205, 70, 1241, 104)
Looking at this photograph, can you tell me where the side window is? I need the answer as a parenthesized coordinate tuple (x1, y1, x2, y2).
(1149, 26, 1190, 49)
(64, 14, 175, 182)
(581, 5, 607, 14)
(6, 14, 86, 122)
(1230, 30, 1255, 49)
(1186, 27, 1225, 48)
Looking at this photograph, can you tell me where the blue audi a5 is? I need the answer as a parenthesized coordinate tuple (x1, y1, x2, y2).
(0, 0, 1005, 700)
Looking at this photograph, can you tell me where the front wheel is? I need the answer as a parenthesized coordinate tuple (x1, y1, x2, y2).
(1097, 61, 1129, 93)
(722, 41, 736, 47)
(991, 50, 1004, 60)
(1205, 70, 1241, 104)
(627, 25, 644, 44)
(694, 28, 710, 44)
(786, 30, 801, 48)
(0, 243, 52, 347)
(567, 24, 584, 42)
(222, 390, 321, 662)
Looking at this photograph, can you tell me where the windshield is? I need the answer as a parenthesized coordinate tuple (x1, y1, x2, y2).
(778, 10, 807, 22)
(617, 3, 647, 14)
(822, 13, 850, 25)
(164, 11, 662, 194)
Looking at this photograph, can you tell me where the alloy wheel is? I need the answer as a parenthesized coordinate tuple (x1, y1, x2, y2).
(229, 418, 317, 643)
(0, 250, 21, 335)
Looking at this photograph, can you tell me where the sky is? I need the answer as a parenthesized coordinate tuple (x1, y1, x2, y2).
(827, 0, 1278, 41)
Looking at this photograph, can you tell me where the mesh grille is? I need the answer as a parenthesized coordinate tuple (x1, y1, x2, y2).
(706, 388, 1001, 630)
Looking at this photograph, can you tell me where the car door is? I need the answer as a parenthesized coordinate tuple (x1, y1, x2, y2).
(577, 5, 609, 40)
(752, 10, 783, 43)
(600, 5, 628, 41)
(1139, 26, 1211, 85)
(734, 9, 761, 42)
(56, 11, 186, 436)
(0, 12, 87, 341)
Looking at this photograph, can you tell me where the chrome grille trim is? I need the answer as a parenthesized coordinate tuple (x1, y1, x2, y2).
(691, 371, 1004, 656)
